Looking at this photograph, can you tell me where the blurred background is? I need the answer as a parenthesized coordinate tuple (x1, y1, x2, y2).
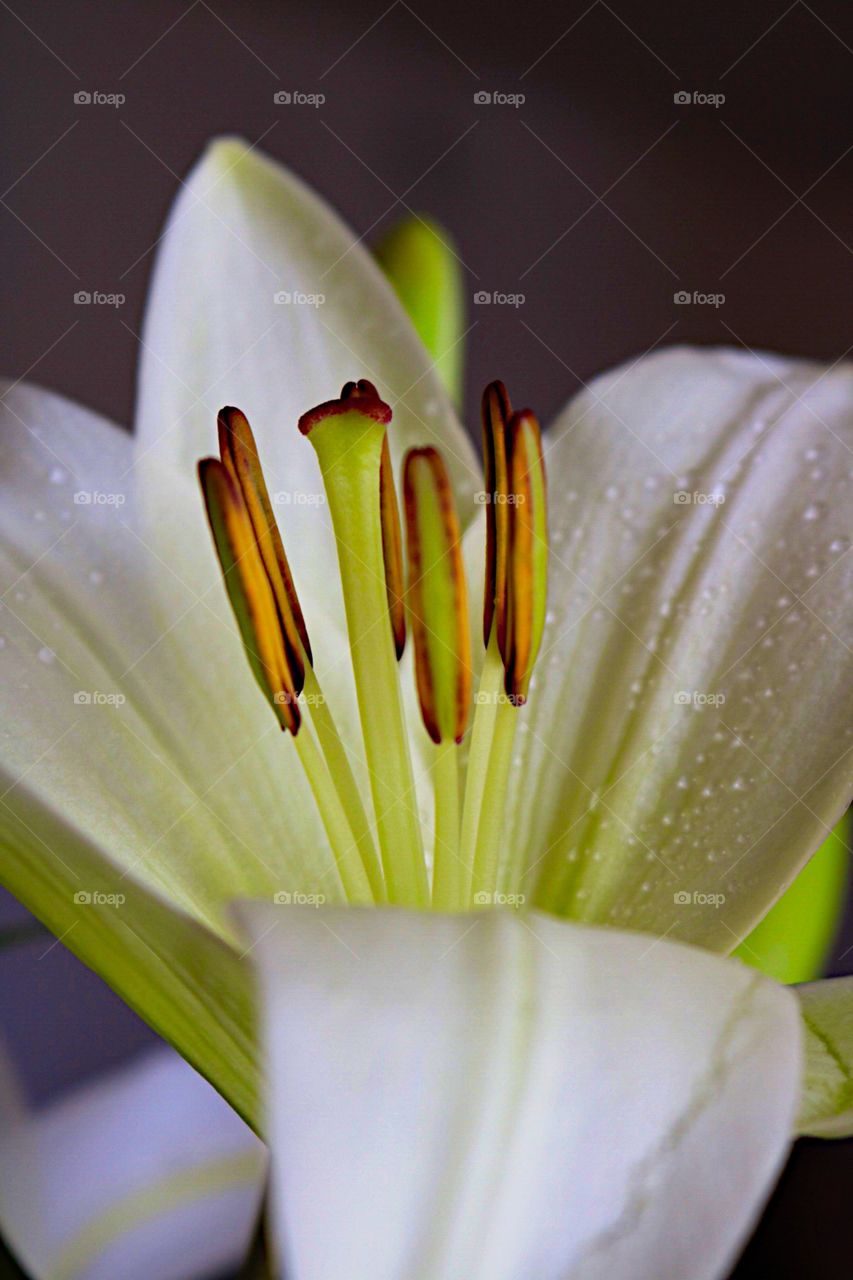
(0, 0, 851, 1274)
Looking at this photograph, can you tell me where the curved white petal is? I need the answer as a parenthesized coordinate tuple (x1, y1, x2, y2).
(0, 1046, 265, 1280)
(134, 136, 478, 634)
(0, 381, 348, 1122)
(796, 975, 853, 1137)
(241, 903, 800, 1280)
(508, 347, 853, 949)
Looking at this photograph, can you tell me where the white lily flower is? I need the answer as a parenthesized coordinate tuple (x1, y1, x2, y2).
(1, 136, 852, 1279)
(0, 1045, 264, 1280)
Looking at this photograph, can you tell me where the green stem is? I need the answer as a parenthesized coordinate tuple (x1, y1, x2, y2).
(431, 738, 462, 910)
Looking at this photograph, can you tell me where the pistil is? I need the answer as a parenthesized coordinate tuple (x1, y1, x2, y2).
(299, 382, 429, 907)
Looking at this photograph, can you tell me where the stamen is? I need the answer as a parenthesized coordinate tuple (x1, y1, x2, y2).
(402, 447, 471, 911)
(218, 407, 311, 672)
(503, 409, 548, 705)
(481, 380, 512, 650)
(462, 387, 549, 904)
(201, 414, 383, 903)
(198, 458, 301, 735)
(300, 382, 429, 907)
(380, 436, 407, 660)
(402, 447, 471, 745)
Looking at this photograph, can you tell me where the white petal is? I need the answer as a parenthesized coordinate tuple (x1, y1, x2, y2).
(0, 381, 344, 1122)
(134, 136, 478, 631)
(796, 975, 853, 1137)
(0, 1046, 265, 1280)
(241, 903, 801, 1280)
(510, 347, 853, 948)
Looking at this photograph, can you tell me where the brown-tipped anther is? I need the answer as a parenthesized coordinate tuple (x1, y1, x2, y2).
(502, 409, 548, 706)
(481, 380, 512, 650)
(217, 406, 312, 673)
(298, 380, 392, 435)
(380, 435, 407, 659)
(403, 446, 472, 746)
(198, 456, 302, 735)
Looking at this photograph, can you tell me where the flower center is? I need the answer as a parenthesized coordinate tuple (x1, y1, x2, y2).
(198, 380, 548, 912)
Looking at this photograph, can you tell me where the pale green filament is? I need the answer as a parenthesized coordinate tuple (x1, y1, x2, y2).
(293, 721, 374, 903)
(431, 738, 462, 909)
(302, 665, 385, 902)
(457, 634, 506, 903)
(470, 700, 518, 902)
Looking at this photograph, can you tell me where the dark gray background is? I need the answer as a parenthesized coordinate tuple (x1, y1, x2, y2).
(1, 0, 851, 1275)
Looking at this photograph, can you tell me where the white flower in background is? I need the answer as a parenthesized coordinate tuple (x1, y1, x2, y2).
(0, 1044, 264, 1279)
(0, 137, 852, 1278)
